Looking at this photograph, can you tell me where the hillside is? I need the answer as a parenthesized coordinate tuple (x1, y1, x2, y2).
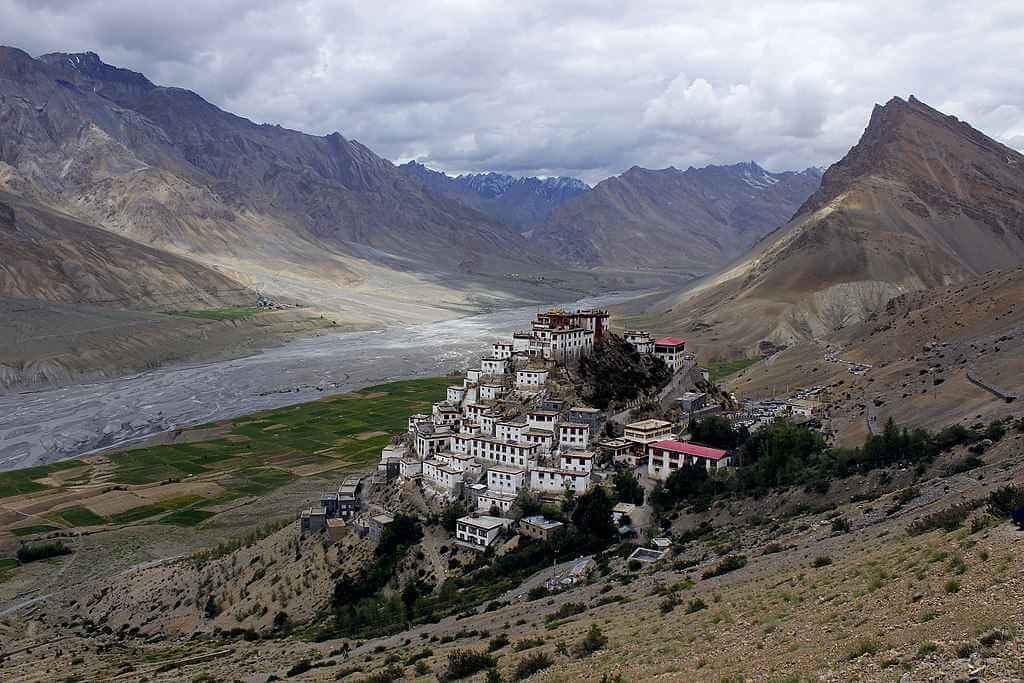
(626, 96, 1024, 354)
(0, 47, 590, 326)
(532, 162, 821, 270)
(400, 161, 590, 230)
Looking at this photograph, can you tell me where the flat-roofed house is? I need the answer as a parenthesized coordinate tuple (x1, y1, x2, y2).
(415, 425, 451, 459)
(599, 438, 640, 468)
(367, 513, 394, 543)
(623, 419, 674, 446)
(495, 418, 527, 443)
(523, 428, 555, 454)
(455, 515, 511, 550)
(646, 440, 732, 480)
(477, 490, 516, 516)
(469, 436, 538, 468)
(623, 330, 655, 354)
(480, 357, 508, 375)
(432, 402, 461, 426)
(527, 410, 559, 432)
(520, 515, 564, 542)
(447, 384, 467, 403)
(559, 450, 594, 474)
(492, 341, 514, 359)
(299, 507, 327, 534)
(567, 406, 603, 433)
(529, 466, 591, 495)
(486, 465, 526, 495)
(400, 457, 423, 479)
(654, 337, 686, 372)
(557, 422, 590, 451)
(479, 383, 505, 401)
(516, 368, 549, 389)
(408, 413, 430, 432)
(423, 460, 463, 496)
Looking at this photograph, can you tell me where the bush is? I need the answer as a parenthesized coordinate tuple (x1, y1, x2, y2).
(908, 500, 981, 535)
(945, 580, 960, 594)
(987, 485, 1024, 519)
(627, 559, 642, 572)
(526, 586, 549, 601)
(685, 598, 707, 613)
(513, 637, 545, 652)
(701, 555, 747, 580)
(545, 602, 586, 623)
(16, 540, 72, 564)
(487, 634, 510, 652)
(831, 517, 851, 534)
(513, 652, 554, 681)
(574, 624, 608, 657)
(442, 650, 497, 681)
(286, 660, 311, 677)
(811, 556, 833, 568)
(363, 666, 404, 683)
(846, 639, 881, 660)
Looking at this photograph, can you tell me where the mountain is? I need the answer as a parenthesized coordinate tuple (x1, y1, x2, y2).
(399, 161, 589, 230)
(626, 96, 1024, 355)
(0, 47, 568, 325)
(530, 162, 822, 270)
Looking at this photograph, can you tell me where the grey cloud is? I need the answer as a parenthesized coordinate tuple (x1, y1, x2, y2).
(2, 0, 1023, 183)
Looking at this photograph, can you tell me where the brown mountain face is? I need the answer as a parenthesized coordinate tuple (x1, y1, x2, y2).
(531, 162, 821, 270)
(0, 47, 558, 321)
(628, 96, 1024, 354)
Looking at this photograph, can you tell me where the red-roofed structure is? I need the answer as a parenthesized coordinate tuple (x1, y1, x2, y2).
(653, 337, 687, 372)
(646, 439, 732, 480)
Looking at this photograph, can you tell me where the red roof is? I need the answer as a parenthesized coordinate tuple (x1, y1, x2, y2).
(650, 440, 728, 460)
(654, 337, 686, 347)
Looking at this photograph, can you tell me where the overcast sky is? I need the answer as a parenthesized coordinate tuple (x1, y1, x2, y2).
(3, 0, 1023, 183)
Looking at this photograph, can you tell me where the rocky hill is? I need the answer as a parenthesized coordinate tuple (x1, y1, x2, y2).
(400, 161, 590, 230)
(626, 96, 1024, 353)
(531, 162, 821, 270)
(0, 47, 572, 322)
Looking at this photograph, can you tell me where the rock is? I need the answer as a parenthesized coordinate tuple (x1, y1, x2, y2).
(900, 673, 912, 683)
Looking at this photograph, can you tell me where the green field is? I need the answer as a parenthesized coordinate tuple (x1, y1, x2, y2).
(707, 357, 761, 383)
(0, 460, 84, 498)
(0, 377, 449, 532)
(0, 558, 16, 583)
(10, 524, 60, 537)
(50, 506, 108, 527)
(169, 306, 264, 321)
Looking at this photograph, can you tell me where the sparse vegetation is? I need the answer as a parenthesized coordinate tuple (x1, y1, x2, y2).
(702, 555, 747, 580)
(16, 540, 72, 564)
(441, 649, 496, 681)
(575, 624, 609, 657)
(577, 335, 672, 410)
(513, 652, 554, 680)
(908, 500, 981, 535)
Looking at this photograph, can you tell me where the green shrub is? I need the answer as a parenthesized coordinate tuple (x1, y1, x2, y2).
(811, 556, 832, 568)
(908, 500, 981, 535)
(831, 517, 851, 534)
(442, 650, 496, 681)
(987, 485, 1024, 518)
(545, 602, 586, 623)
(513, 637, 545, 652)
(686, 598, 707, 613)
(945, 580, 960, 594)
(627, 559, 642, 572)
(16, 540, 72, 564)
(487, 634, 510, 652)
(917, 642, 939, 658)
(702, 555, 747, 580)
(846, 639, 881, 660)
(363, 666, 404, 683)
(513, 652, 554, 681)
(574, 624, 608, 657)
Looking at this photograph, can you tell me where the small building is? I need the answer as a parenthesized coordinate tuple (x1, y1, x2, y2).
(627, 546, 666, 564)
(470, 436, 539, 468)
(466, 482, 489, 508)
(447, 385, 467, 403)
(378, 445, 404, 480)
(523, 428, 555, 454)
(623, 330, 655, 354)
(480, 357, 508, 376)
(678, 391, 707, 413)
(529, 466, 591, 495)
(557, 422, 590, 451)
(495, 418, 528, 443)
(479, 383, 506, 401)
(415, 425, 452, 459)
(487, 465, 526, 495)
(299, 507, 327, 534)
(624, 419, 674, 446)
(515, 368, 549, 389)
(520, 515, 564, 542)
(646, 440, 732, 481)
(527, 410, 559, 432)
(400, 457, 423, 479)
(612, 502, 637, 527)
(479, 411, 501, 436)
(559, 450, 594, 474)
(326, 517, 347, 543)
(423, 459, 463, 494)
(368, 513, 394, 544)
(408, 413, 431, 433)
(432, 402, 462, 426)
(599, 438, 641, 468)
(466, 369, 482, 383)
(512, 331, 534, 354)
(455, 515, 511, 551)
(567, 406, 603, 433)
(477, 490, 516, 516)
(654, 337, 687, 372)
(492, 341, 515, 359)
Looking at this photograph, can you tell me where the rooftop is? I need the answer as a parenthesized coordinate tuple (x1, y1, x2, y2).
(626, 419, 673, 430)
(655, 337, 686, 347)
(569, 406, 601, 414)
(488, 464, 526, 474)
(558, 422, 589, 429)
(458, 515, 508, 530)
(650, 439, 729, 460)
(521, 516, 565, 530)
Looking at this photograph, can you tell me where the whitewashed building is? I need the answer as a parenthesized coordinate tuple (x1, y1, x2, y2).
(477, 490, 516, 516)
(486, 465, 526, 495)
(400, 457, 423, 479)
(491, 341, 514, 359)
(516, 368, 549, 389)
(480, 357, 508, 375)
(557, 422, 590, 451)
(479, 383, 505, 401)
(423, 459, 462, 494)
(529, 466, 591, 495)
(623, 419, 673, 446)
(653, 337, 687, 372)
(447, 385, 467, 403)
(559, 450, 594, 474)
(495, 419, 527, 443)
(469, 436, 539, 468)
(455, 515, 511, 550)
(523, 428, 555, 453)
(623, 330, 655, 354)
(646, 440, 732, 480)
(527, 410, 559, 432)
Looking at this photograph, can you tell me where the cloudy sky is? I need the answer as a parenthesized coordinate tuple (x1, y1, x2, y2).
(2, 0, 1023, 183)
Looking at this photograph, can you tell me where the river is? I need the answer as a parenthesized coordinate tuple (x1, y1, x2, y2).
(0, 292, 640, 471)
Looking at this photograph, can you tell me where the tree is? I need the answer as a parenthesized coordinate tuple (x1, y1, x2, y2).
(571, 486, 616, 545)
(562, 484, 577, 515)
(514, 488, 542, 518)
(689, 415, 746, 450)
(612, 469, 644, 505)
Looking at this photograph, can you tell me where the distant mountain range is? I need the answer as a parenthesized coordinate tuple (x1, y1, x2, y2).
(531, 162, 822, 270)
(629, 95, 1024, 354)
(400, 162, 589, 231)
